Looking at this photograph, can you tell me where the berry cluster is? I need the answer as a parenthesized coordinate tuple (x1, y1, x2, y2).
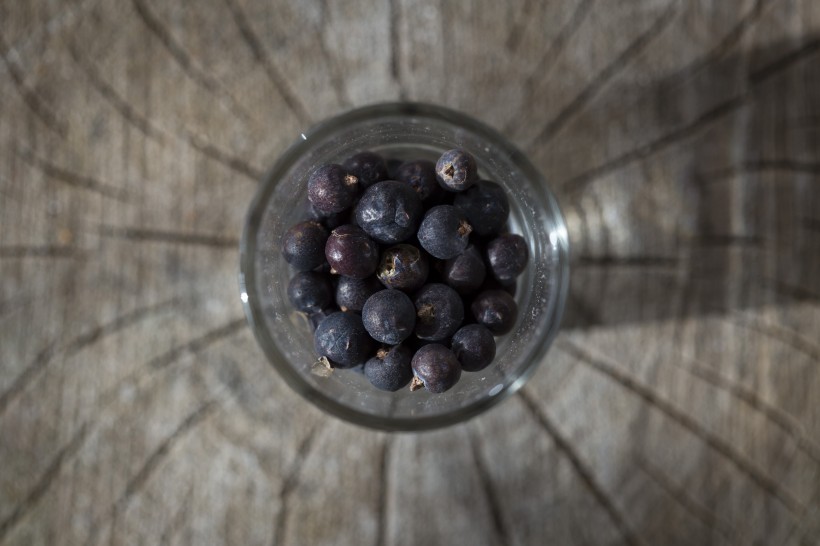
(281, 149, 528, 394)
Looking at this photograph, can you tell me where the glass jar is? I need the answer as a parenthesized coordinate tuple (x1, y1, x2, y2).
(239, 103, 569, 431)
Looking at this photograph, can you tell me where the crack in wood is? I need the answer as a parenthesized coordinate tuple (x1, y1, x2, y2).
(315, 1, 353, 110)
(698, 159, 820, 186)
(0, 245, 80, 259)
(634, 452, 743, 544)
(374, 435, 393, 546)
(147, 319, 247, 371)
(529, 4, 678, 147)
(560, 35, 820, 196)
(576, 255, 680, 269)
(731, 316, 820, 367)
(98, 225, 239, 249)
(15, 146, 130, 201)
(467, 428, 511, 546)
(749, 36, 820, 85)
(503, 0, 594, 135)
(0, 424, 89, 542)
(0, 299, 178, 417)
(129, 0, 253, 123)
(64, 37, 263, 183)
(221, 0, 312, 124)
(666, 357, 820, 465)
(118, 400, 218, 508)
(389, 0, 406, 101)
(272, 422, 325, 546)
(556, 337, 806, 514)
(517, 388, 646, 546)
(0, 28, 68, 138)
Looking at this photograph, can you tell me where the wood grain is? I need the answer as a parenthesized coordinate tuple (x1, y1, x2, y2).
(1, 0, 818, 544)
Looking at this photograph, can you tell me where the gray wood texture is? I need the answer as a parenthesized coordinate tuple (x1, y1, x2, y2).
(1, 0, 819, 544)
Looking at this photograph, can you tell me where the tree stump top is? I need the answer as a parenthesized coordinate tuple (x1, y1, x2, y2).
(1, 1, 818, 544)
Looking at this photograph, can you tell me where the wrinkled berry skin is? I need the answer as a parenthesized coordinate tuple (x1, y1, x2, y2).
(435, 148, 477, 192)
(487, 234, 529, 283)
(282, 220, 329, 271)
(365, 344, 414, 391)
(413, 283, 464, 341)
(443, 244, 486, 295)
(453, 181, 510, 237)
(377, 244, 429, 292)
(335, 275, 381, 312)
(308, 164, 360, 214)
(395, 160, 442, 202)
(411, 344, 462, 393)
(417, 205, 472, 259)
(362, 290, 416, 345)
(471, 290, 518, 335)
(451, 324, 496, 372)
(314, 311, 375, 368)
(343, 151, 389, 189)
(287, 271, 333, 312)
(325, 224, 379, 279)
(355, 181, 423, 244)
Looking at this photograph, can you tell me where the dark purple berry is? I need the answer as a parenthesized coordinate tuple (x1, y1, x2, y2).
(417, 205, 472, 259)
(453, 180, 510, 236)
(443, 244, 486, 295)
(354, 180, 423, 244)
(413, 283, 464, 341)
(451, 324, 496, 372)
(395, 160, 442, 202)
(471, 290, 517, 335)
(325, 224, 379, 279)
(314, 311, 375, 368)
(281, 220, 329, 271)
(335, 275, 382, 312)
(343, 151, 389, 188)
(487, 233, 528, 283)
(410, 344, 462, 393)
(435, 148, 477, 192)
(377, 244, 429, 292)
(365, 345, 414, 391)
(362, 290, 416, 345)
(287, 271, 333, 312)
(308, 164, 360, 214)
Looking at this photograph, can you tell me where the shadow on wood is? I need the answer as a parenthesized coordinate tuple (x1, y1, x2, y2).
(557, 37, 820, 330)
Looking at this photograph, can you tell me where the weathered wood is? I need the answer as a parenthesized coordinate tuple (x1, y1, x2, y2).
(1, 0, 819, 544)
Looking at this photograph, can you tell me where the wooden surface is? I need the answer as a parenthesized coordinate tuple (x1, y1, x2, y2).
(1, 0, 819, 544)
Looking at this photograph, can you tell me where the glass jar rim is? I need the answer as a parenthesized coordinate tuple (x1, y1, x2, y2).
(239, 102, 570, 431)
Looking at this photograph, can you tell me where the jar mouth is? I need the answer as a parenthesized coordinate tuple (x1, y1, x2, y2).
(239, 102, 570, 432)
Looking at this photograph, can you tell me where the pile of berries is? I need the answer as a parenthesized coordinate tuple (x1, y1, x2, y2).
(281, 148, 528, 394)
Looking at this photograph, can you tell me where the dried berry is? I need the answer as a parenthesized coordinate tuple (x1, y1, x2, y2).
(453, 180, 509, 236)
(281, 220, 329, 271)
(410, 344, 462, 393)
(471, 289, 517, 335)
(443, 244, 486, 295)
(287, 271, 333, 312)
(435, 148, 477, 192)
(362, 289, 416, 345)
(313, 311, 375, 368)
(343, 151, 389, 188)
(325, 224, 379, 279)
(413, 283, 464, 341)
(308, 164, 360, 214)
(365, 344, 414, 391)
(451, 324, 496, 372)
(417, 205, 472, 259)
(377, 244, 429, 292)
(335, 275, 382, 312)
(355, 180, 423, 244)
(487, 233, 528, 283)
